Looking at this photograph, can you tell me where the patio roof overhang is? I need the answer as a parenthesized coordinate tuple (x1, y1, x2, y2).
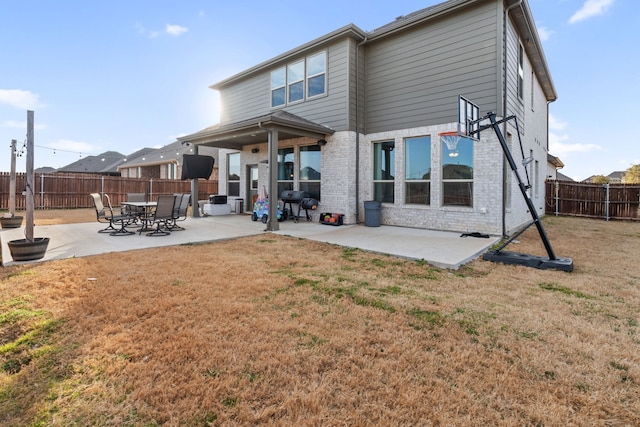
(177, 110, 334, 150)
(178, 110, 334, 232)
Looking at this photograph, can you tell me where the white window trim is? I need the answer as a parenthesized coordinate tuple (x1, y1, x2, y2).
(306, 51, 327, 99)
(404, 136, 431, 206)
(287, 60, 305, 105)
(518, 43, 525, 100)
(270, 50, 327, 108)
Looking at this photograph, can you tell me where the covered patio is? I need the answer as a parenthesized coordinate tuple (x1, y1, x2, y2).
(178, 110, 334, 231)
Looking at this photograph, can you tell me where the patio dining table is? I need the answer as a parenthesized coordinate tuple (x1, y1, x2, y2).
(121, 201, 157, 232)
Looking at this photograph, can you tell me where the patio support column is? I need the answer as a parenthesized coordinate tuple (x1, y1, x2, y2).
(191, 144, 200, 218)
(267, 130, 279, 231)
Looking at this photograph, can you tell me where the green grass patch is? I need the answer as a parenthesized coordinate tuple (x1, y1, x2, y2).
(341, 247, 360, 261)
(378, 286, 402, 295)
(609, 361, 629, 371)
(352, 296, 395, 312)
(538, 282, 593, 299)
(408, 308, 445, 330)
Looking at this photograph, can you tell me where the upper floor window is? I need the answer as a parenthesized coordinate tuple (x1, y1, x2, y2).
(307, 52, 326, 98)
(405, 136, 431, 205)
(288, 60, 304, 103)
(373, 141, 395, 203)
(518, 44, 525, 100)
(271, 51, 326, 108)
(271, 68, 286, 107)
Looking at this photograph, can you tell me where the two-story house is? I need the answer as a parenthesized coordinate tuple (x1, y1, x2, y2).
(179, 0, 555, 235)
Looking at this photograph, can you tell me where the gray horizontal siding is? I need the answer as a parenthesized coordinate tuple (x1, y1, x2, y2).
(284, 43, 349, 131)
(365, 2, 500, 134)
(504, 15, 525, 134)
(219, 74, 269, 125)
(218, 40, 351, 132)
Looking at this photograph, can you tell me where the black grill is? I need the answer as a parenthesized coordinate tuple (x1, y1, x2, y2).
(280, 190, 315, 222)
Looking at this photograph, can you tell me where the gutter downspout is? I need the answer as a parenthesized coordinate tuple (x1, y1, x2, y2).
(355, 36, 367, 223)
(502, 0, 523, 238)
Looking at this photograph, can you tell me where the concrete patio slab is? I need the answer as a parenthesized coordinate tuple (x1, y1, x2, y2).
(1, 214, 499, 269)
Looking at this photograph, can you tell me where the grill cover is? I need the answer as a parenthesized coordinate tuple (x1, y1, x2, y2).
(280, 190, 308, 202)
(300, 198, 319, 210)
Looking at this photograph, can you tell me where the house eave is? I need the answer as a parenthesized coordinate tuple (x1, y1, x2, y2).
(210, 24, 366, 90)
(178, 111, 335, 150)
(547, 153, 564, 169)
(117, 159, 180, 170)
(509, 0, 557, 102)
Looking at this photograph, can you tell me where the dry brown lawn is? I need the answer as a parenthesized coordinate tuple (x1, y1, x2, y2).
(1, 210, 639, 426)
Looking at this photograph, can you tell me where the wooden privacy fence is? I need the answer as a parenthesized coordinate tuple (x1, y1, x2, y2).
(0, 172, 219, 210)
(545, 180, 640, 221)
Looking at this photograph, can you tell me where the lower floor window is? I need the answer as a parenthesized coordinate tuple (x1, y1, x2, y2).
(373, 140, 395, 203)
(299, 182, 320, 200)
(442, 181, 473, 206)
(299, 145, 321, 200)
(405, 182, 430, 204)
(442, 136, 473, 207)
(405, 136, 431, 205)
(228, 152, 240, 197)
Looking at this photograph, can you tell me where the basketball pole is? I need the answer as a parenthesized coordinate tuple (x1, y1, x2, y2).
(470, 111, 573, 272)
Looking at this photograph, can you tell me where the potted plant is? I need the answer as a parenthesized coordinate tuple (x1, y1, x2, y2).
(7, 111, 49, 261)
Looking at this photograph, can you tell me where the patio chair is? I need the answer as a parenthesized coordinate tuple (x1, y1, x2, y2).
(166, 193, 190, 231)
(142, 194, 176, 236)
(90, 193, 135, 236)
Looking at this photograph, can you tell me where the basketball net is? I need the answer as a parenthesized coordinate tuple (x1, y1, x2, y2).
(440, 131, 462, 157)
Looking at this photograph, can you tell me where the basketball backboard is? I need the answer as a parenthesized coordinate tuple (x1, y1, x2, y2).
(458, 95, 480, 140)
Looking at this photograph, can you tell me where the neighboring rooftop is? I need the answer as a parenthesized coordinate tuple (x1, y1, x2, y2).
(55, 151, 126, 175)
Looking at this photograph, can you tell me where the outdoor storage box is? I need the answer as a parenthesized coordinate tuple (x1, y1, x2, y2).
(319, 213, 344, 226)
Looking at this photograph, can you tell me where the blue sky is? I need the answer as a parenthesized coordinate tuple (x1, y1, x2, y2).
(1, 0, 637, 181)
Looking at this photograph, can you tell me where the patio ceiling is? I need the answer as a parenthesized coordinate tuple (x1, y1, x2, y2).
(177, 110, 334, 150)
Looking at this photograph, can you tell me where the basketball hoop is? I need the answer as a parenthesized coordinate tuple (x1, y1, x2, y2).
(440, 131, 463, 158)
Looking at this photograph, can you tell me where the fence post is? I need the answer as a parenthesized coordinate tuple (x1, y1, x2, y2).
(605, 183, 610, 221)
(101, 175, 105, 199)
(40, 174, 44, 209)
(553, 180, 560, 216)
(149, 178, 153, 200)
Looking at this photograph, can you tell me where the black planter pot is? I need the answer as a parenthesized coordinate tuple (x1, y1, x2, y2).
(8, 237, 50, 261)
(0, 216, 23, 229)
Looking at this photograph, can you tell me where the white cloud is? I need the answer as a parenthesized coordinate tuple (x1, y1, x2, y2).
(0, 89, 43, 109)
(136, 23, 188, 38)
(537, 26, 553, 42)
(547, 115, 603, 155)
(1, 119, 47, 130)
(549, 114, 567, 131)
(135, 23, 160, 39)
(569, 0, 614, 24)
(549, 137, 602, 155)
(1, 119, 26, 129)
(166, 24, 188, 36)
